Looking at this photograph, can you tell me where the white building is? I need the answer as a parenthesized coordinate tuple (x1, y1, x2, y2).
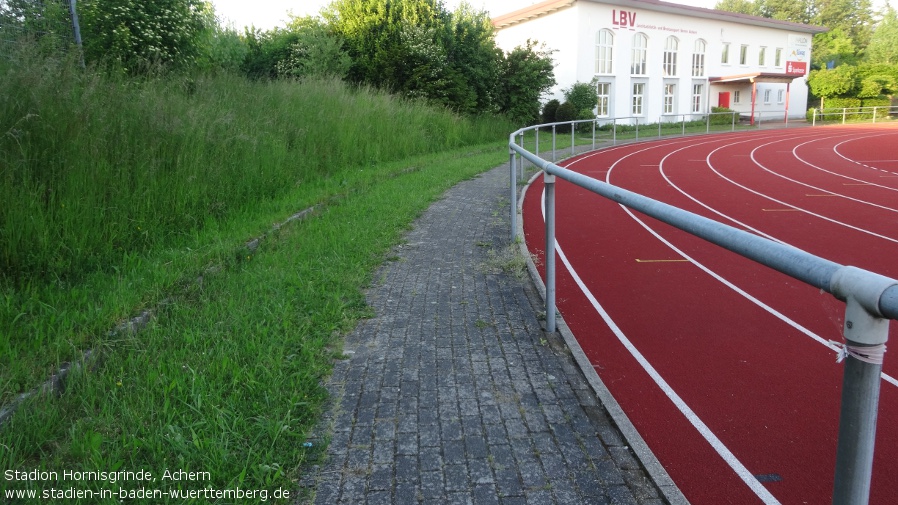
(492, 0, 827, 122)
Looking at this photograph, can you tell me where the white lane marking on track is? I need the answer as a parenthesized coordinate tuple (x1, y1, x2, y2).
(601, 136, 898, 387)
(786, 134, 898, 199)
(541, 190, 783, 505)
(697, 141, 898, 244)
(831, 135, 898, 176)
(749, 137, 898, 212)
(648, 137, 898, 387)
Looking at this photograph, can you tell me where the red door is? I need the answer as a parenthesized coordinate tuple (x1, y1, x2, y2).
(718, 92, 731, 108)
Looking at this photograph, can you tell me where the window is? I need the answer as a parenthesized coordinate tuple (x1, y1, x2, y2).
(692, 84, 703, 113)
(764, 89, 771, 104)
(734, 90, 741, 104)
(663, 83, 676, 114)
(777, 89, 785, 104)
(692, 39, 706, 77)
(597, 82, 611, 117)
(632, 82, 645, 115)
(721, 42, 730, 64)
(740, 44, 748, 65)
(759, 46, 767, 66)
(631, 33, 648, 75)
(663, 36, 678, 76)
(596, 29, 614, 74)
(775, 47, 783, 67)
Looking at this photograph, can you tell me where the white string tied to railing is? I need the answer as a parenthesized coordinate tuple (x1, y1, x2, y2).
(829, 340, 887, 365)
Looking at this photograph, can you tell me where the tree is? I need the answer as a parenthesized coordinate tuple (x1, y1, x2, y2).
(276, 17, 352, 80)
(714, 0, 763, 16)
(760, 0, 813, 24)
(495, 40, 556, 125)
(240, 27, 300, 79)
(0, 0, 75, 52)
(865, 4, 898, 65)
(812, 0, 874, 50)
(323, 0, 447, 89)
(194, 9, 248, 74)
(444, 3, 502, 114)
(811, 28, 860, 68)
(808, 64, 857, 106)
(855, 63, 898, 97)
(78, 0, 211, 73)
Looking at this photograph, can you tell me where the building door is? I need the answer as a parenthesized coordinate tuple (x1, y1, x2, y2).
(718, 92, 731, 108)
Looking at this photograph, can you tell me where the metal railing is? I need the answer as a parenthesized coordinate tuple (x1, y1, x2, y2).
(508, 113, 898, 505)
(810, 105, 898, 126)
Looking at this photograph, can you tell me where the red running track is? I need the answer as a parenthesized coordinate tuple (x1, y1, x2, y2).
(521, 124, 898, 504)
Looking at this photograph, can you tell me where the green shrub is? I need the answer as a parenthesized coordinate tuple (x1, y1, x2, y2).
(555, 101, 577, 123)
(709, 106, 737, 125)
(824, 97, 862, 109)
(541, 99, 560, 124)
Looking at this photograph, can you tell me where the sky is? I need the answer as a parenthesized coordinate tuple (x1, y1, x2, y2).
(210, 0, 720, 31)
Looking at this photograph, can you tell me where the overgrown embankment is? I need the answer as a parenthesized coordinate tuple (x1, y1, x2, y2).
(1, 51, 514, 501)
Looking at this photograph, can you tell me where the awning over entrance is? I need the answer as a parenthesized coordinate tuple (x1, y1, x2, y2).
(709, 72, 806, 85)
(709, 72, 807, 124)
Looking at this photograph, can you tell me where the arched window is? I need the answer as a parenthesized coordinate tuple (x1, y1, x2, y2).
(663, 36, 678, 76)
(631, 33, 648, 75)
(596, 29, 614, 74)
(692, 39, 706, 77)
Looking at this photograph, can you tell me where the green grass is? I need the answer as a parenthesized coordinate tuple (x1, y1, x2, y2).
(1, 47, 514, 502)
(0, 47, 514, 400)
(1, 145, 508, 503)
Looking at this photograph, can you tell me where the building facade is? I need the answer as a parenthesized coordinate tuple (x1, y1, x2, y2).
(493, 0, 827, 121)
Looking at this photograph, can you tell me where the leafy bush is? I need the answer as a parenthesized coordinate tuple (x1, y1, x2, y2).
(825, 97, 863, 109)
(276, 18, 352, 80)
(563, 80, 598, 119)
(541, 99, 560, 124)
(555, 101, 577, 123)
(709, 106, 737, 125)
(78, 0, 210, 73)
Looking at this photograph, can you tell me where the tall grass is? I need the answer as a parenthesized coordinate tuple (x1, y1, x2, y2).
(2, 45, 516, 502)
(0, 48, 510, 284)
(0, 49, 515, 403)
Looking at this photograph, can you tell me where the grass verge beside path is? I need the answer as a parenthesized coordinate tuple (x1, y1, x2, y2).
(1, 144, 508, 503)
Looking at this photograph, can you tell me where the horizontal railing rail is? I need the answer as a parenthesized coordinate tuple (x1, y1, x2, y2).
(508, 114, 897, 505)
(811, 105, 898, 126)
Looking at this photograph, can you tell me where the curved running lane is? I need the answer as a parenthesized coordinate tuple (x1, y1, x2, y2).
(522, 124, 898, 504)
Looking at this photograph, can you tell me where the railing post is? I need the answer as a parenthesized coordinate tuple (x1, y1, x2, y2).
(843, 108, 847, 125)
(509, 143, 517, 241)
(571, 121, 575, 157)
(592, 120, 596, 151)
(731, 111, 736, 132)
(873, 107, 878, 124)
(681, 115, 685, 136)
(519, 132, 525, 182)
(613, 119, 617, 145)
(635, 117, 640, 140)
(831, 267, 895, 505)
(658, 118, 662, 139)
(536, 129, 540, 160)
(544, 171, 556, 334)
(706, 113, 710, 134)
(552, 125, 557, 162)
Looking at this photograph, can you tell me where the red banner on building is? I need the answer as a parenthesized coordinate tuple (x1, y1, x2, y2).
(785, 61, 807, 75)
